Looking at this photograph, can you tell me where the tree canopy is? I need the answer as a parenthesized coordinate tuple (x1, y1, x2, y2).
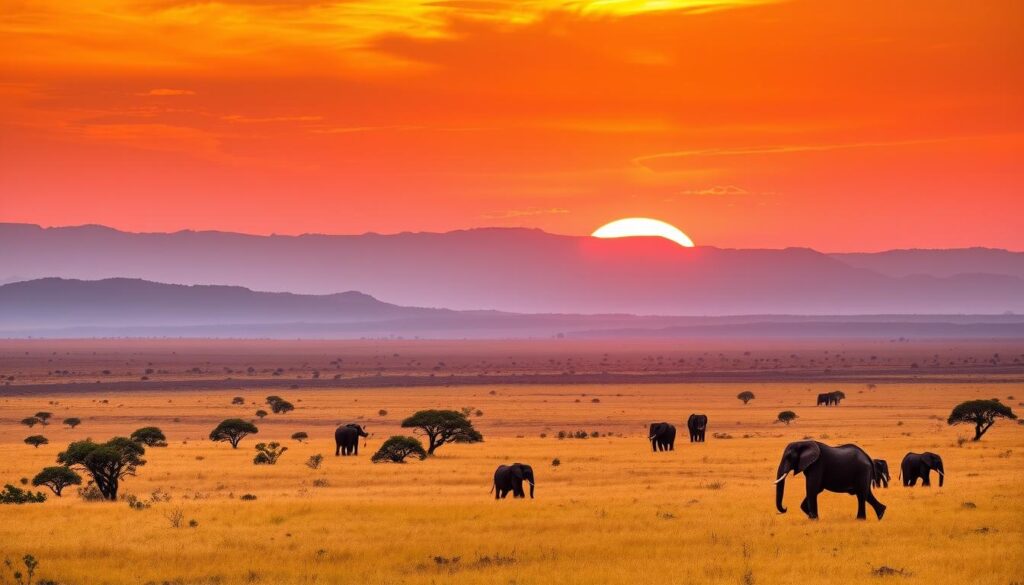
(777, 411, 798, 425)
(24, 435, 49, 448)
(20, 417, 40, 428)
(130, 427, 168, 447)
(400, 409, 483, 455)
(32, 466, 82, 496)
(210, 419, 259, 448)
(270, 400, 295, 414)
(63, 417, 82, 429)
(57, 437, 146, 500)
(371, 436, 427, 463)
(948, 399, 1017, 441)
(737, 391, 756, 404)
(34, 412, 52, 425)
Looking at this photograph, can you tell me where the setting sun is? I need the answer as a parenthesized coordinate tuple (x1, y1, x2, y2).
(592, 217, 695, 247)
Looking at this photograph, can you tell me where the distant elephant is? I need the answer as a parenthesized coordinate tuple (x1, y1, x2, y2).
(687, 414, 708, 443)
(334, 423, 368, 456)
(900, 452, 944, 487)
(492, 463, 535, 499)
(775, 440, 886, 520)
(872, 459, 890, 489)
(829, 391, 845, 406)
(816, 393, 831, 406)
(648, 422, 676, 452)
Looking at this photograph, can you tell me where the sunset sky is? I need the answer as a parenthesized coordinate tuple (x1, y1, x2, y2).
(1, 0, 1021, 251)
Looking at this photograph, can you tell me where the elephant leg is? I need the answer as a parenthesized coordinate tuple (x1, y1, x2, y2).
(922, 472, 931, 487)
(799, 497, 810, 516)
(354, 443, 359, 456)
(335, 443, 340, 456)
(805, 485, 820, 519)
(866, 491, 886, 519)
(856, 494, 867, 520)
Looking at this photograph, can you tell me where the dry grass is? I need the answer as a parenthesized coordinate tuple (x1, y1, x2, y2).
(0, 381, 1021, 584)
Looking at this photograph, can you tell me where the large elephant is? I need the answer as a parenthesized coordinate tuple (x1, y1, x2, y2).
(334, 423, 368, 456)
(492, 463, 535, 499)
(900, 452, 944, 487)
(774, 440, 886, 520)
(816, 393, 831, 406)
(872, 459, 890, 488)
(648, 422, 676, 452)
(687, 414, 708, 443)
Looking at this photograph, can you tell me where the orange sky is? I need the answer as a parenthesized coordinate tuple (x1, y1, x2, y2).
(1, 0, 1022, 251)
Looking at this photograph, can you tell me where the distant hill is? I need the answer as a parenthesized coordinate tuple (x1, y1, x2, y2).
(2, 223, 1023, 314)
(2, 278, 1023, 339)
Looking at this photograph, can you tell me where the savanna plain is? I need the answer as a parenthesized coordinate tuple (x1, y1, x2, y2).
(0, 340, 1022, 585)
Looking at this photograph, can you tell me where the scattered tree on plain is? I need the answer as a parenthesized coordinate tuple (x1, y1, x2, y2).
(777, 411, 798, 425)
(947, 399, 1017, 441)
(400, 409, 483, 455)
(63, 417, 82, 429)
(291, 432, 308, 443)
(57, 437, 146, 500)
(255, 410, 268, 419)
(253, 442, 288, 465)
(24, 435, 48, 448)
(32, 466, 82, 496)
(737, 391, 756, 404)
(371, 436, 427, 463)
(210, 419, 259, 449)
(270, 400, 295, 414)
(130, 427, 168, 447)
(231, 396, 245, 405)
(21, 417, 40, 428)
(34, 412, 52, 425)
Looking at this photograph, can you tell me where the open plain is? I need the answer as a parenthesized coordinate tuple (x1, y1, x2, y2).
(0, 340, 1022, 585)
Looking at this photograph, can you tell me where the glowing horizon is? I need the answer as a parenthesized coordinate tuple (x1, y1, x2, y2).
(592, 218, 695, 247)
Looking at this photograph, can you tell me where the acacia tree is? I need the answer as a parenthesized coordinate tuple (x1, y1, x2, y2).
(21, 417, 40, 429)
(948, 399, 1017, 441)
(210, 419, 259, 448)
(34, 412, 52, 426)
(57, 437, 146, 500)
(63, 417, 82, 429)
(24, 435, 48, 448)
(737, 391, 756, 405)
(777, 411, 798, 425)
(32, 466, 82, 496)
(401, 410, 483, 455)
(371, 436, 427, 463)
(130, 427, 168, 447)
(270, 400, 294, 414)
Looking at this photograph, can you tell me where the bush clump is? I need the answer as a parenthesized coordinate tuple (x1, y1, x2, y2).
(371, 436, 428, 463)
(0, 484, 47, 504)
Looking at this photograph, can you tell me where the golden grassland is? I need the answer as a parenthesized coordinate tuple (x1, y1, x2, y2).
(0, 381, 1022, 584)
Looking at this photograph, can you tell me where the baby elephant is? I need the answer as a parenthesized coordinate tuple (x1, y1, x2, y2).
(872, 459, 890, 488)
(492, 463, 535, 499)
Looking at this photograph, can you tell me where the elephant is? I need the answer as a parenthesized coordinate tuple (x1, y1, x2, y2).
(872, 459, 890, 488)
(900, 452, 944, 487)
(491, 463, 535, 499)
(334, 423, 368, 456)
(648, 422, 676, 452)
(816, 393, 831, 406)
(687, 414, 708, 443)
(817, 391, 843, 406)
(775, 440, 886, 520)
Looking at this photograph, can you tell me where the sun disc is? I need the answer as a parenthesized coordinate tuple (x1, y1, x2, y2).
(591, 217, 695, 247)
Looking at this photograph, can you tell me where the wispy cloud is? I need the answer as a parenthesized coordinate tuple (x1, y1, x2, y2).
(136, 88, 196, 96)
(480, 207, 570, 219)
(680, 185, 749, 196)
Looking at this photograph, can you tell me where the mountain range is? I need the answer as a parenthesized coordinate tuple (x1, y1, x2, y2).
(2, 223, 1024, 315)
(3, 278, 1023, 339)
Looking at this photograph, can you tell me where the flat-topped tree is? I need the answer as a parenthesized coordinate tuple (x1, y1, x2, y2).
(32, 466, 82, 496)
(34, 412, 52, 425)
(270, 400, 294, 414)
(777, 411, 798, 425)
(21, 417, 40, 428)
(401, 410, 483, 455)
(25, 435, 49, 448)
(948, 399, 1017, 441)
(737, 391, 755, 404)
(63, 417, 81, 429)
(210, 419, 259, 448)
(130, 427, 168, 447)
(371, 436, 427, 463)
(57, 437, 146, 500)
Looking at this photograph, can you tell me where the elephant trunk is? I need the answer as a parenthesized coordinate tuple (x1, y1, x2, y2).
(937, 463, 945, 487)
(775, 460, 790, 513)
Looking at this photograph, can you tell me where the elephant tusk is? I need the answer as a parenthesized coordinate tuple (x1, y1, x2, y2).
(937, 471, 944, 476)
(774, 474, 787, 484)
(648, 435, 656, 440)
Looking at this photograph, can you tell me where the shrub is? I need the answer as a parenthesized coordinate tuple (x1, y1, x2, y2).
(57, 437, 146, 500)
(777, 411, 798, 425)
(210, 419, 259, 448)
(378, 409, 388, 416)
(255, 410, 268, 419)
(232, 396, 245, 405)
(551, 458, 561, 467)
(0, 484, 47, 504)
(305, 454, 324, 470)
(947, 399, 1017, 441)
(253, 442, 287, 465)
(130, 427, 168, 447)
(63, 417, 82, 429)
(24, 435, 48, 448)
(291, 432, 309, 443)
(77, 485, 106, 501)
(400, 410, 483, 455)
(240, 493, 257, 501)
(371, 436, 427, 463)
(737, 391, 755, 404)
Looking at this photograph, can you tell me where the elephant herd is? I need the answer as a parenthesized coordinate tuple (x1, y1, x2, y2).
(816, 391, 845, 406)
(776, 442, 945, 520)
(332, 421, 947, 515)
(648, 414, 708, 451)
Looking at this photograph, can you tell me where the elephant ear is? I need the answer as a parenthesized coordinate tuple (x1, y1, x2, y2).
(512, 465, 524, 479)
(796, 442, 821, 473)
